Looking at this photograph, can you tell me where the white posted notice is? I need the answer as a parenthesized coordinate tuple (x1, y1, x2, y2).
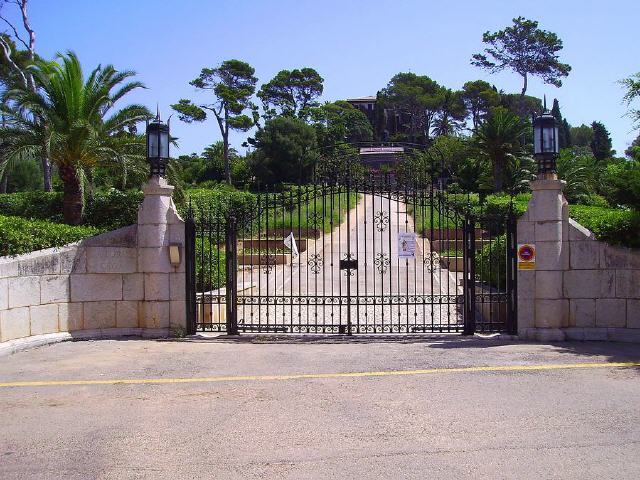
(398, 232, 416, 258)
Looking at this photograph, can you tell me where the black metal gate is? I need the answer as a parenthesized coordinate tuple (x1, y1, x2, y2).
(185, 151, 517, 335)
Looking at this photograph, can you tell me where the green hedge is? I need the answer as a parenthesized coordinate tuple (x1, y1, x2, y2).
(179, 186, 258, 221)
(84, 189, 143, 230)
(0, 189, 143, 230)
(475, 234, 507, 290)
(0, 191, 64, 222)
(0, 215, 99, 257)
(569, 205, 640, 248)
(196, 238, 226, 291)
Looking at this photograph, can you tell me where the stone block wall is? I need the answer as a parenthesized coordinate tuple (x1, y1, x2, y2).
(562, 220, 640, 341)
(0, 176, 186, 346)
(517, 176, 640, 342)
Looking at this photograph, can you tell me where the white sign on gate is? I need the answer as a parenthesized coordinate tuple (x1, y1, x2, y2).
(398, 232, 417, 258)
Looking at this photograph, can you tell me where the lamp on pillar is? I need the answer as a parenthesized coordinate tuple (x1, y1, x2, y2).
(146, 108, 170, 177)
(533, 98, 559, 176)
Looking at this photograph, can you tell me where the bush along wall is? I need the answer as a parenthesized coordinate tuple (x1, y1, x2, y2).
(0, 215, 99, 256)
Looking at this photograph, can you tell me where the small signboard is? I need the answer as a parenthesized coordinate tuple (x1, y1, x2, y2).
(398, 232, 417, 258)
(517, 243, 536, 270)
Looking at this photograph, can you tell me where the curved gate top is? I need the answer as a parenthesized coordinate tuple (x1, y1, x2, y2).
(185, 144, 517, 335)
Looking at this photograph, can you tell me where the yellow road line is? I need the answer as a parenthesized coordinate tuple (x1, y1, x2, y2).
(0, 362, 638, 389)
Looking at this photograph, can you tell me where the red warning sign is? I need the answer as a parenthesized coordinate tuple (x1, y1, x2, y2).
(517, 244, 536, 269)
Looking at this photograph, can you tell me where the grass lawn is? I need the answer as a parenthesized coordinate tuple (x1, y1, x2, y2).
(257, 190, 360, 236)
(407, 204, 461, 235)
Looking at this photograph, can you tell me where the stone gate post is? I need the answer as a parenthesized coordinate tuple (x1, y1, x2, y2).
(137, 175, 186, 332)
(517, 176, 569, 341)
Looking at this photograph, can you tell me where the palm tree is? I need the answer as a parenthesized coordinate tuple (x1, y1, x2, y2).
(0, 51, 149, 224)
(475, 107, 530, 192)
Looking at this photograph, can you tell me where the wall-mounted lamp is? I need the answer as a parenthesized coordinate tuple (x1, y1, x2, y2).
(169, 243, 181, 267)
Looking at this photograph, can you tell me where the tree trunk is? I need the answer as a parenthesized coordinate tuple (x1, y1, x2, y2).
(0, 173, 7, 193)
(41, 156, 52, 191)
(519, 73, 528, 118)
(493, 158, 504, 193)
(223, 109, 231, 184)
(58, 165, 83, 225)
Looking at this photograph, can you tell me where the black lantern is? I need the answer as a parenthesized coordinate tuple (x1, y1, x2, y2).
(533, 101, 559, 174)
(146, 109, 170, 176)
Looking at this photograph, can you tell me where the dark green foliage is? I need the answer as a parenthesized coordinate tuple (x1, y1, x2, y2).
(432, 89, 467, 136)
(0, 191, 64, 221)
(172, 59, 258, 184)
(570, 124, 594, 148)
(378, 72, 442, 142)
(551, 99, 572, 149)
(311, 101, 373, 147)
(475, 234, 507, 289)
(471, 16, 571, 111)
(625, 134, 640, 160)
(250, 116, 318, 184)
(475, 107, 532, 192)
(195, 238, 226, 291)
(461, 80, 500, 129)
(620, 72, 640, 130)
(499, 93, 543, 119)
(0, 189, 143, 230)
(590, 121, 613, 161)
(0, 215, 99, 256)
(179, 187, 258, 224)
(2, 158, 43, 192)
(84, 190, 144, 230)
(569, 205, 640, 248)
(258, 68, 324, 120)
(556, 148, 598, 204)
(601, 161, 640, 210)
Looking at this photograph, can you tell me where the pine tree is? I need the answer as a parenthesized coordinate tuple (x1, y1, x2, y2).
(550, 99, 571, 149)
(590, 121, 613, 161)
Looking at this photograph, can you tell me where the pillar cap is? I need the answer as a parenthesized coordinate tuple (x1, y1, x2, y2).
(142, 175, 175, 196)
(530, 177, 566, 192)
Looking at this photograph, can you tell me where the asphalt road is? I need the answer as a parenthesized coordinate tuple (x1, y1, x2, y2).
(1, 336, 639, 479)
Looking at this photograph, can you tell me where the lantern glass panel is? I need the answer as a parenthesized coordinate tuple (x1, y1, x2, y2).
(543, 126, 555, 152)
(148, 130, 159, 158)
(534, 125, 542, 154)
(159, 130, 169, 158)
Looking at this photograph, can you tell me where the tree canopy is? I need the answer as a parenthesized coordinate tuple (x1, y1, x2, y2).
(471, 17, 570, 113)
(257, 68, 323, 120)
(172, 59, 258, 183)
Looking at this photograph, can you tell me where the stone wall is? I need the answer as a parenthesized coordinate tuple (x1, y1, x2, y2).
(562, 219, 640, 340)
(517, 177, 640, 342)
(0, 176, 186, 347)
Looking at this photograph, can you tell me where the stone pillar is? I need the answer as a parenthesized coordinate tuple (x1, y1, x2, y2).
(517, 175, 569, 341)
(137, 175, 186, 333)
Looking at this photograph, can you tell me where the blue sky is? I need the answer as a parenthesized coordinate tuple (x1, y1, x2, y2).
(10, 0, 640, 156)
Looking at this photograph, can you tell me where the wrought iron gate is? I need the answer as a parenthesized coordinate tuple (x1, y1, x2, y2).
(185, 174, 517, 335)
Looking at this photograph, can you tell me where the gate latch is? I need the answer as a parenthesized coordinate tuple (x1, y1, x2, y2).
(339, 259, 358, 270)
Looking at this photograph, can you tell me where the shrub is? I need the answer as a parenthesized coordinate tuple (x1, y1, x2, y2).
(180, 186, 258, 222)
(0, 189, 144, 230)
(601, 161, 640, 210)
(84, 189, 144, 230)
(0, 191, 64, 221)
(569, 205, 640, 248)
(196, 238, 226, 291)
(475, 234, 507, 290)
(0, 215, 99, 257)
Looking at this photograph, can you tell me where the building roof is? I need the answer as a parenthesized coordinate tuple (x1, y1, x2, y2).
(346, 96, 377, 103)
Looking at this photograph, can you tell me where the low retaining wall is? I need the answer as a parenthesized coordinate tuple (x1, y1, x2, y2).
(561, 220, 640, 340)
(0, 176, 187, 350)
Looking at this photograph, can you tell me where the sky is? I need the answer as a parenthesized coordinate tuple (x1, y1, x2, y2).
(7, 0, 640, 156)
